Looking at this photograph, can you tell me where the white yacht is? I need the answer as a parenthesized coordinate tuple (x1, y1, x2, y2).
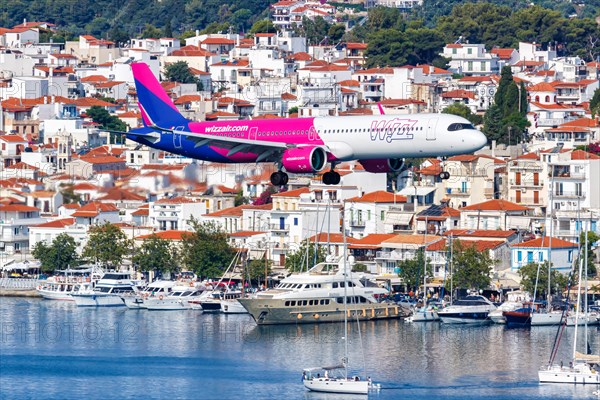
(303, 366, 379, 394)
(238, 259, 410, 325)
(201, 290, 243, 312)
(121, 280, 176, 309)
(145, 286, 204, 310)
(221, 297, 249, 314)
(438, 295, 497, 324)
(37, 266, 102, 301)
(72, 272, 139, 307)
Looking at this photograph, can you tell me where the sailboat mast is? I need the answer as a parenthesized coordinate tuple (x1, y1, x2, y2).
(547, 163, 554, 312)
(342, 211, 349, 380)
(572, 241, 583, 360)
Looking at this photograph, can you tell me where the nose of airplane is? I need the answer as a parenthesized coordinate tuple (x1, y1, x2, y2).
(472, 130, 488, 151)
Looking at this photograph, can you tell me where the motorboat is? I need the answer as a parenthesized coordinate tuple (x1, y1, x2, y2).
(503, 302, 544, 327)
(145, 286, 204, 310)
(201, 290, 243, 312)
(36, 265, 102, 301)
(438, 295, 496, 324)
(72, 272, 139, 307)
(121, 280, 176, 309)
(489, 290, 531, 324)
(239, 258, 410, 325)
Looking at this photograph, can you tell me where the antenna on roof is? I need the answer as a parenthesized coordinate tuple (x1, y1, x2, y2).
(454, 36, 463, 44)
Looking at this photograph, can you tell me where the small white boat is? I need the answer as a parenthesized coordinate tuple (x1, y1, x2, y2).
(145, 286, 204, 310)
(411, 302, 443, 322)
(220, 298, 248, 314)
(201, 290, 242, 312)
(531, 310, 565, 326)
(565, 312, 599, 326)
(72, 272, 139, 307)
(303, 366, 379, 395)
(121, 280, 176, 309)
(489, 290, 531, 324)
(37, 265, 102, 301)
(438, 295, 496, 324)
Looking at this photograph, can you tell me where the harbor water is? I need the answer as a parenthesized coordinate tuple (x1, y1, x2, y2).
(1, 297, 598, 399)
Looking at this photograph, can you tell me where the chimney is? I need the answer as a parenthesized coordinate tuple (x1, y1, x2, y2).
(195, 30, 199, 37)
(491, 140, 496, 157)
(23, 18, 27, 27)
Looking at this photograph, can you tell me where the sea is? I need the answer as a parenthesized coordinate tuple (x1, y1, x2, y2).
(0, 297, 598, 400)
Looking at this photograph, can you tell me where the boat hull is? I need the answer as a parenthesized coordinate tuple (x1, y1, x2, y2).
(221, 300, 248, 314)
(503, 310, 532, 327)
(438, 314, 491, 325)
(72, 294, 125, 307)
(530, 312, 564, 326)
(303, 378, 369, 394)
(539, 364, 600, 384)
(238, 298, 409, 325)
(411, 309, 439, 322)
(201, 300, 223, 312)
(37, 289, 74, 301)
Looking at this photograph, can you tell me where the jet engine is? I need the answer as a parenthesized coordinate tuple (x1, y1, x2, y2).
(359, 158, 404, 173)
(282, 146, 327, 173)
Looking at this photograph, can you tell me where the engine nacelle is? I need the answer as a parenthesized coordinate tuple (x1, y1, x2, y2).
(282, 146, 327, 173)
(359, 158, 404, 173)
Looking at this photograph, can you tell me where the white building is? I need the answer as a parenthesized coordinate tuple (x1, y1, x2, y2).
(511, 236, 577, 274)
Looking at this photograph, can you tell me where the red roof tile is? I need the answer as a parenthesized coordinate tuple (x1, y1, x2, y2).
(512, 236, 577, 249)
(347, 191, 407, 203)
(460, 199, 530, 212)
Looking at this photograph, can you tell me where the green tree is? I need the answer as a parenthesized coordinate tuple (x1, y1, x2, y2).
(288, 106, 299, 116)
(590, 88, 600, 118)
(301, 16, 331, 45)
(234, 189, 249, 207)
(141, 23, 162, 39)
(133, 234, 178, 274)
(328, 24, 346, 42)
(164, 60, 204, 91)
(59, 183, 81, 204)
(442, 103, 483, 126)
(396, 248, 432, 291)
(578, 231, 599, 277)
(517, 261, 569, 299)
(180, 219, 234, 278)
(285, 241, 326, 272)
(451, 240, 494, 290)
(249, 19, 276, 34)
(86, 106, 127, 142)
(247, 258, 272, 284)
(32, 233, 79, 273)
(85, 17, 110, 38)
(82, 222, 131, 270)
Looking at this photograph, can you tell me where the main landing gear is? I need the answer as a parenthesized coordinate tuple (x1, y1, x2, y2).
(322, 170, 341, 185)
(270, 171, 289, 186)
(438, 171, 450, 180)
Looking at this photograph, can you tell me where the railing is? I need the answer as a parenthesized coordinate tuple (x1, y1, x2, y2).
(509, 180, 543, 187)
(553, 191, 585, 198)
(0, 278, 41, 290)
(446, 187, 470, 195)
(269, 223, 290, 232)
(349, 220, 365, 227)
(537, 118, 565, 127)
(551, 172, 586, 179)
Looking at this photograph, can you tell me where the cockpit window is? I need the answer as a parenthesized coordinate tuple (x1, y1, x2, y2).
(448, 123, 475, 131)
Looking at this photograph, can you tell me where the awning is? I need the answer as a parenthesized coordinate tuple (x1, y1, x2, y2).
(384, 213, 413, 225)
(398, 187, 436, 196)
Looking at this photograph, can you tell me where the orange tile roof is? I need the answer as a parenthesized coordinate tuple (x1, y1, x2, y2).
(272, 187, 310, 198)
(347, 191, 407, 203)
(71, 202, 119, 217)
(308, 232, 357, 244)
(33, 218, 75, 228)
(452, 239, 506, 252)
(348, 234, 397, 249)
(136, 230, 188, 240)
(441, 89, 476, 99)
(460, 199, 530, 212)
(0, 135, 27, 143)
(79, 155, 125, 165)
(570, 150, 600, 160)
(72, 182, 102, 191)
(444, 229, 517, 238)
(201, 37, 235, 45)
(0, 204, 40, 212)
(528, 82, 556, 92)
(97, 188, 146, 201)
(382, 234, 443, 246)
(512, 236, 577, 249)
(154, 196, 197, 204)
(204, 203, 271, 217)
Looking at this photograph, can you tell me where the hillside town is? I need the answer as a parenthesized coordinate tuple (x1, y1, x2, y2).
(1, 8, 599, 290)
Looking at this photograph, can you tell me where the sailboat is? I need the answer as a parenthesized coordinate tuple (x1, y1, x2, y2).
(302, 218, 380, 394)
(538, 230, 600, 384)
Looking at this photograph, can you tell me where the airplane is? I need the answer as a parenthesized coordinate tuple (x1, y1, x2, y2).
(126, 62, 488, 186)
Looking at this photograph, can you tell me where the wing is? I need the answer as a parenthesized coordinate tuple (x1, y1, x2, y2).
(153, 125, 295, 162)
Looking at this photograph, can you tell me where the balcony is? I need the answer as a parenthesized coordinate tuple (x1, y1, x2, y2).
(446, 187, 471, 195)
(553, 191, 585, 198)
(269, 223, 290, 232)
(349, 220, 365, 227)
(509, 180, 543, 188)
(550, 172, 586, 180)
